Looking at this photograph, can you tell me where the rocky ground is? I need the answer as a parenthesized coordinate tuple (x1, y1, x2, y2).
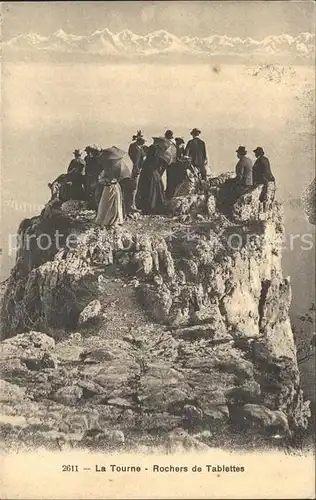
(0, 175, 313, 453)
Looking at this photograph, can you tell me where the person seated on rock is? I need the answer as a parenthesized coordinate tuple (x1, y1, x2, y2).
(235, 146, 253, 188)
(48, 173, 71, 202)
(48, 153, 85, 203)
(252, 147, 275, 205)
(40, 198, 63, 219)
(233, 145, 254, 202)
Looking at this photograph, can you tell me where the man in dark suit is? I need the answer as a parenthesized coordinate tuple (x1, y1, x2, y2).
(185, 128, 208, 180)
(67, 149, 85, 175)
(66, 149, 86, 200)
(252, 147, 275, 185)
(125, 131, 146, 214)
(252, 147, 275, 203)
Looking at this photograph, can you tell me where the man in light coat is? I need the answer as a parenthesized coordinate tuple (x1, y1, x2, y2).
(235, 146, 253, 187)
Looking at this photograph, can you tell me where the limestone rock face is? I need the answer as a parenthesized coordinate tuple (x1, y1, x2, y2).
(302, 177, 315, 225)
(78, 300, 102, 326)
(0, 176, 311, 451)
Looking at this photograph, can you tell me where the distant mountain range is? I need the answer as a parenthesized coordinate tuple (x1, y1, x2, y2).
(3, 29, 315, 61)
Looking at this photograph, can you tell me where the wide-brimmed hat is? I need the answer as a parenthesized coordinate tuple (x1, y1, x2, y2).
(190, 128, 201, 136)
(236, 146, 247, 155)
(175, 137, 185, 145)
(132, 130, 145, 141)
(134, 135, 147, 143)
(253, 146, 264, 155)
(73, 149, 81, 156)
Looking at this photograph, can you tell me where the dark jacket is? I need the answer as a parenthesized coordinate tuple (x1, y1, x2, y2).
(253, 156, 275, 185)
(185, 137, 207, 167)
(128, 142, 145, 177)
(235, 156, 253, 186)
(176, 144, 185, 161)
(67, 157, 85, 175)
(84, 156, 102, 178)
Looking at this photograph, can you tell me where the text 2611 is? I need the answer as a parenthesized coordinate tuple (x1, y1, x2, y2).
(62, 465, 79, 472)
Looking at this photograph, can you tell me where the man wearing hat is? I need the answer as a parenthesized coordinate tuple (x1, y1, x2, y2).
(67, 149, 85, 175)
(185, 128, 208, 180)
(252, 147, 275, 185)
(128, 131, 146, 175)
(235, 146, 253, 187)
(252, 147, 275, 204)
(125, 130, 146, 213)
(65, 149, 86, 200)
(164, 130, 175, 143)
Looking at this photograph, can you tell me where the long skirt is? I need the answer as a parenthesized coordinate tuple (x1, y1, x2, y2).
(165, 162, 186, 199)
(95, 183, 123, 228)
(136, 170, 166, 214)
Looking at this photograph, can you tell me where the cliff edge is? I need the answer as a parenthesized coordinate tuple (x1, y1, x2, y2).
(0, 175, 311, 452)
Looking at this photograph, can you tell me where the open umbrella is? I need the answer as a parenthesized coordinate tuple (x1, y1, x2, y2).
(152, 137, 170, 151)
(101, 146, 126, 161)
(98, 147, 133, 181)
(152, 137, 177, 165)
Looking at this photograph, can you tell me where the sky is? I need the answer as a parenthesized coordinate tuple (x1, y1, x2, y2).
(2, 1, 315, 40)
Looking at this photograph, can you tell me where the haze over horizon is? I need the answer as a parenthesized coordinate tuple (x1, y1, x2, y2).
(2, 1, 315, 39)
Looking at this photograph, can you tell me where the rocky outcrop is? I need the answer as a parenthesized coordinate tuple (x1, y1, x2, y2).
(0, 177, 311, 451)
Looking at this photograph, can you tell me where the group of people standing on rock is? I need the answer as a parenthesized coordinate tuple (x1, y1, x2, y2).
(48, 127, 208, 227)
(48, 128, 275, 228)
(130, 127, 207, 216)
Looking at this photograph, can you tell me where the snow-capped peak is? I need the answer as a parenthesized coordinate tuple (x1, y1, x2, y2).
(118, 28, 137, 37)
(53, 29, 68, 38)
(91, 27, 115, 38)
(3, 28, 315, 59)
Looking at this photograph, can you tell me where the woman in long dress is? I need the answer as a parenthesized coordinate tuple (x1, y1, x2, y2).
(136, 144, 167, 215)
(94, 170, 124, 228)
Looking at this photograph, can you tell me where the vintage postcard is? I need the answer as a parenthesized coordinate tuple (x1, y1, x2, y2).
(0, 1, 315, 498)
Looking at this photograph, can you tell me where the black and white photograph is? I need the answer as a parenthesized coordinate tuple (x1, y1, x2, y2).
(0, 1, 315, 498)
